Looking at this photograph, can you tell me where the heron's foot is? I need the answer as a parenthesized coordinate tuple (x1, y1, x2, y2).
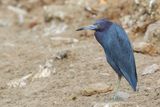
(111, 93, 122, 101)
(112, 94, 119, 101)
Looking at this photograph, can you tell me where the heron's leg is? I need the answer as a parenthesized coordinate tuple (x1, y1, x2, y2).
(112, 75, 121, 100)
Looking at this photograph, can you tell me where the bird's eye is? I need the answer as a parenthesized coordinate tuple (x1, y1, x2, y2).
(93, 23, 99, 27)
(97, 24, 101, 28)
(95, 24, 101, 30)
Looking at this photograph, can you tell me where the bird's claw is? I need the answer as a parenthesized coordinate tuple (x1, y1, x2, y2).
(112, 94, 121, 101)
(112, 94, 118, 101)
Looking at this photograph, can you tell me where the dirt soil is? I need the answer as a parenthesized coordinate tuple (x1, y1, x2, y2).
(0, 1, 160, 107)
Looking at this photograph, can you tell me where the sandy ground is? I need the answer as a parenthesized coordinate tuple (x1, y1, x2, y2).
(0, 2, 160, 107)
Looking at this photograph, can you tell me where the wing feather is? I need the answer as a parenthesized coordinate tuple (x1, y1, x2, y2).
(103, 24, 137, 91)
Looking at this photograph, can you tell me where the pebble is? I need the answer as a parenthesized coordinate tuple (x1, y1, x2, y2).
(54, 50, 70, 60)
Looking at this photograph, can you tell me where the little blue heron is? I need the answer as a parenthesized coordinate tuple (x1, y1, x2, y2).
(76, 19, 137, 99)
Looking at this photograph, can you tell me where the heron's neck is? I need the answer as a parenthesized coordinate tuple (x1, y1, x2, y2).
(94, 31, 105, 47)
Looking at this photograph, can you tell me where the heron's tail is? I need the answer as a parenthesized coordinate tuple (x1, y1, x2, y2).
(128, 74, 137, 91)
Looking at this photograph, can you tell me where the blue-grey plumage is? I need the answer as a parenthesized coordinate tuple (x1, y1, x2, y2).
(76, 19, 137, 92)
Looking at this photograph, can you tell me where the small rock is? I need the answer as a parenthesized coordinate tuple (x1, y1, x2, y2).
(54, 50, 70, 60)
(142, 64, 160, 75)
(33, 60, 56, 79)
(68, 95, 77, 101)
(80, 83, 113, 96)
(133, 42, 159, 55)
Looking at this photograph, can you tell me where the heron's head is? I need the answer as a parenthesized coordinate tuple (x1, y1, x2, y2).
(76, 19, 112, 32)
